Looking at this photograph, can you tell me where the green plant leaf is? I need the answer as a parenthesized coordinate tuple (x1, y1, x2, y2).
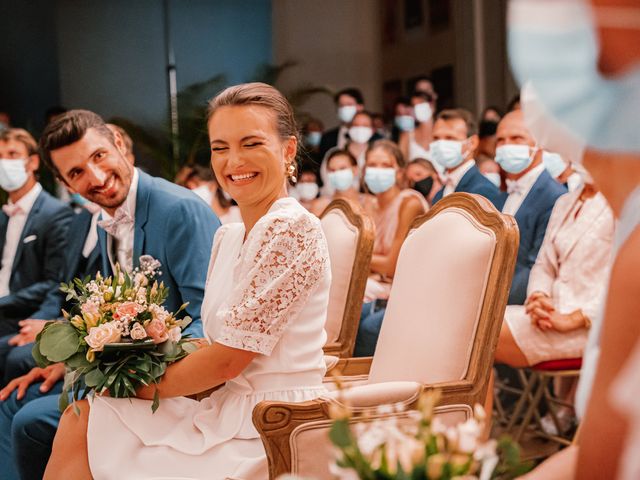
(329, 419, 353, 449)
(84, 368, 106, 388)
(39, 323, 80, 362)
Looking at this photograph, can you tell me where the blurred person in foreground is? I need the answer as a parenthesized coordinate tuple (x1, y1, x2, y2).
(507, 0, 640, 477)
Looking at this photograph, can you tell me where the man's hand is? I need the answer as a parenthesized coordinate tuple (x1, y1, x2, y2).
(0, 363, 65, 401)
(7, 319, 48, 346)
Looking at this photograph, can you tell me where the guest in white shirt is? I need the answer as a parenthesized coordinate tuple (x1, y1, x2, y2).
(495, 110, 566, 305)
(0, 128, 72, 337)
(429, 108, 505, 209)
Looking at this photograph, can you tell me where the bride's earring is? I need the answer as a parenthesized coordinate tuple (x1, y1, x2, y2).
(287, 163, 297, 184)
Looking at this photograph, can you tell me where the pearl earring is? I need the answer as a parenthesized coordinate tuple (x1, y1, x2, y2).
(287, 163, 297, 183)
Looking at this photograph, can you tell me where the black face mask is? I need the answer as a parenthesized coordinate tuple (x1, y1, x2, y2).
(413, 177, 434, 198)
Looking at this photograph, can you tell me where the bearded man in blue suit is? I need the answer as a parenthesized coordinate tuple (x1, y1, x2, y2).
(0, 110, 220, 480)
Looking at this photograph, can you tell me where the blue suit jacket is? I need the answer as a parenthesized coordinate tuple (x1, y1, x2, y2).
(432, 165, 506, 210)
(0, 189, 73, 335)
(508, 170, 567, 305)
(32, 208, 101, 320)
(98, 171, 220, 337)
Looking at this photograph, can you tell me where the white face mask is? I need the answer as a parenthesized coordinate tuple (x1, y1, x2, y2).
(0, 158, 29, 192)
(328, 168, 355, 192)
(566, 172, 584, 192)
(296, 182, 319, 201)
(414, 102, 433, 123)
(429, 139, 467, 170)
(337, 105, 357, 124)
(348, 126, 373, 144)
(542, 151, 568, 179)
(484, 172, 502, 188)
(495, 144, 537, 174)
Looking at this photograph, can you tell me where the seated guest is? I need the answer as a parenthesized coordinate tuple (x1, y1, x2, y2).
(399, 91, 436, 169)
(542, 151, 583, 192)
(177, 164, 242, 224)
(495, 175, 615, 367)
(0, 204, 101, 385)
(294, 167, 322, 212)
(476, 118, 499, 163)
(0, 109, 219, 480)
(477, 157, 503, 189)
(0, 129, 72, 339)
(318, 87, 365, 159)
(311, 149, 377, 217)
(405, 158, 443, 206)
(430, 108, 505, 209)
(495, 110, 566, 305)
(354, 140, 428, 356)
(391, 96, 414, 143)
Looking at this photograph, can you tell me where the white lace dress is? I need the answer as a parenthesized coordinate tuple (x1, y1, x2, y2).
(86, 197, 331, 479)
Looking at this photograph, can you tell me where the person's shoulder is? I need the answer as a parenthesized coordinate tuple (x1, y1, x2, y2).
(37, 189, 71, 212)
(538, 170, 568, 198)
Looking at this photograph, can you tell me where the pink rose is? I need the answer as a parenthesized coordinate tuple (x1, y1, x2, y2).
(81, 300, 100, 317)
(129, 322, 148, 340)
(145, 319, 169, 344)
(168, 326, 182, 342)
(114, 301, 140, 320)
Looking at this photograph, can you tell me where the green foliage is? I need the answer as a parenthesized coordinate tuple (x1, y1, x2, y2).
(38, 322, 80, 362)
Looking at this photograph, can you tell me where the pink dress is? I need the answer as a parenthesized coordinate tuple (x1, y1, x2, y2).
(86, 198, 331, 479)
(364, 189, 428, 301)
(505, 189, 614, 365)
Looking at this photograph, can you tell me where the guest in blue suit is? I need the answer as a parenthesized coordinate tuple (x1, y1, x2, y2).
(430, 109, 505, 210)
(0, 207, 101, 385)
(0, 110, 219, 480)
(495, 110, 566, 305)
(0, 129, 73, 339)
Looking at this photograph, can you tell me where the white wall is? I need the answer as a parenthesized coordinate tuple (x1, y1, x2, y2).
(272, 0, 383, 129)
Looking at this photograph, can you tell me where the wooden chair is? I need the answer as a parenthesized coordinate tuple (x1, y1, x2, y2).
(253, 193, 520, 479)
(319, 199, 374, 358)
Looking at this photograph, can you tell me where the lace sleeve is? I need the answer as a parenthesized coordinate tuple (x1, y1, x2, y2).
(215, 213, 328, 355)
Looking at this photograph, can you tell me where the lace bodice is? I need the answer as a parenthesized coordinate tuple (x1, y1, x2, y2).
(205, 198, 330, 355)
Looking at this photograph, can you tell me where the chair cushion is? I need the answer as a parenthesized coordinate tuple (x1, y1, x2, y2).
(321, 208, 359, 343)
(533, 358, 583, 371)
(369, 207, 495, 385)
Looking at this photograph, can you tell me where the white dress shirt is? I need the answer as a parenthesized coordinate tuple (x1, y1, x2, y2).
(0, 183, 43, 297)
(82, 211, 100, 258)
(100, 168, 139, 273)
(442, 159, 475, 196)
(502, 164, 545, 216)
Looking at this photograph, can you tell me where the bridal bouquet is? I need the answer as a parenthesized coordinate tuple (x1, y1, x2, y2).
(329, 390, 531, 480)
(33, 255, 197, 412)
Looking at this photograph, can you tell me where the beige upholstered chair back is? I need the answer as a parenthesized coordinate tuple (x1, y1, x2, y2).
(320, 199, 374, 357)
(368, 193, 518, 407)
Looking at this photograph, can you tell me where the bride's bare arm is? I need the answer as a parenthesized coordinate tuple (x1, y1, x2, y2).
(136, 343, 257, 399)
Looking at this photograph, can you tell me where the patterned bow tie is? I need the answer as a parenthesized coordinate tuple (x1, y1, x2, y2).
(98, 209, 133, 237)
(506, 180, 524, 195)
(2, 203, 23, 217)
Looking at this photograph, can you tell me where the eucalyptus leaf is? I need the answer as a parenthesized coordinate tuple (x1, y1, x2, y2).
(39, 323, 80, 362)
(84, 368, 106, 388)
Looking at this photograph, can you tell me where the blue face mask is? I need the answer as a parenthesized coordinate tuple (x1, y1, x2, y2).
(328, 168, 354, 192)
(305, 131, 322, 148)
(508, 1, 640, 153)
(495, 144, 536, 174)
(429, 139, 467, 170)
(542, 151, 568, 179)
(364, 167, 396, 194)
(394, 115, 415, 132)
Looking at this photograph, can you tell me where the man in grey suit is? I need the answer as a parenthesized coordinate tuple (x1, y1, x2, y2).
(0, 110, 220, 480)
(0, 129, 72, 338)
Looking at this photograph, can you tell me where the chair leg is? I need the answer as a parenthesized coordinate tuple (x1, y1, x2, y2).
(507, 369, 536, 432)
(515, 374, 549, 442)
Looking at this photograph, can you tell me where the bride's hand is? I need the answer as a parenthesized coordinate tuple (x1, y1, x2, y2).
(188, 338, 210, 350)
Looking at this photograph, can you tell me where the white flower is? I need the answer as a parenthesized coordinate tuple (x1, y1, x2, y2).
(168, 326, 181, 342)
(130, 322, 148, 340)
(85, 323, 121, 351)
(456, 418, 482, 454)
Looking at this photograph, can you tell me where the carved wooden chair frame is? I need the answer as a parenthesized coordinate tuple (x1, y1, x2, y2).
(320, 198, 375, 358)
(253, 193, 519, 478)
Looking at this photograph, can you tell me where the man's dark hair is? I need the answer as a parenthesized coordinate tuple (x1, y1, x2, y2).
(39, 109, 114, 177)
(435, 108, 478, 137)
(333, 88, 364, 106)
